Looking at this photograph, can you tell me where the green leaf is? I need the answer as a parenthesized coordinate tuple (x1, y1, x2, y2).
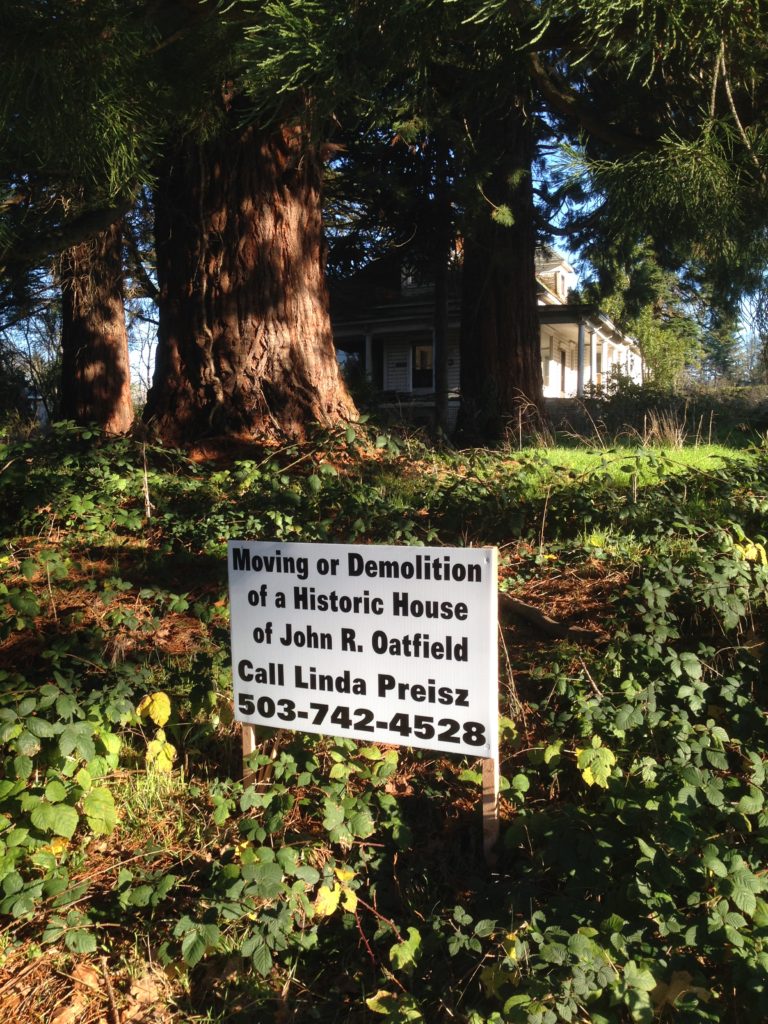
(636, 837, 656, 862)
(624, 960, 656, 992)
(30, 802, 79, 839)
(26, 717, 56, 739)
(56, 694, 78, 719)
(358, 746, 382, 760)
(13, 755, 33, 780)
(737, 786, 764, 815)
(2, 871, 23, 896)
(83, 787, 116, 835)
(295, 865, 320, 885)
(181, 925, 217, 967)
(577, 741, 617, 788)
(322, 801, 345, 831)
(44, 780, 67, 804)
(21, 559, 37, 580)
(511, 773, 530, 793)
(390, 927, 422, 970)
(253, 862, 284, 899)
(65, 928, 98, 954)
(731, 886, 757, 916)
(702, 845, 728, 878)
(543, 741, 563, 764)
(251, 936, 273, 977)
(348, 807, 374, 838)
(679, 651, 702, 680)
(15, 730, 40, 757)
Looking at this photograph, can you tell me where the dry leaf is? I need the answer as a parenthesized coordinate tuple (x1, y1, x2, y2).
(72, 963, 101, 991)
(50, 993, 89, 1024)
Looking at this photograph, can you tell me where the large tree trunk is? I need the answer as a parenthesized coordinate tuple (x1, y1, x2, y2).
(59, 221, 133, 433)
(144, 118, 356, 443)
(458, 106, 543, 443)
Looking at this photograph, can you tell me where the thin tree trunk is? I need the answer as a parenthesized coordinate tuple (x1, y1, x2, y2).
(458, 105, 543, 443)
(145, 117, 356, 443)
(433, 134, 452, 436)
(59, 221, 133, 433)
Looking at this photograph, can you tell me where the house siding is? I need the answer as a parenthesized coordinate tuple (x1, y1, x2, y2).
(447, 334, 460, 392)
(384, 341, 411, 391)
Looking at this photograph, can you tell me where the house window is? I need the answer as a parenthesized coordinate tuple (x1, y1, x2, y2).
(560, 349, 567, 394)
(542, 333, 553, 387)
(336, 340, 365, 384)
(412, 343, 433, 389)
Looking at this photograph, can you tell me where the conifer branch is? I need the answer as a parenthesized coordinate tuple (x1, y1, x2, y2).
(0, 201, 132, 275)
(719, 47, 766, 186)
(526, 50, 658, 155)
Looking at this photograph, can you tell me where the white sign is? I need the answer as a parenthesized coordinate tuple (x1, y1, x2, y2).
(228, 541, 498, 757)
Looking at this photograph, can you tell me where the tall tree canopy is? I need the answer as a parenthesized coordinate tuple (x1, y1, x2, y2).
(245, 0, 768, 436)
(2, 0, 768, 439)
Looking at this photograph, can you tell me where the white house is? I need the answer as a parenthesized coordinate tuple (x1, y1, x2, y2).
(331, 248, 643, 421)
(536, 250, 643, 397)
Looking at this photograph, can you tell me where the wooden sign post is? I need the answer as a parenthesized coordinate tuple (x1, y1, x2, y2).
(241, 722, 257, 787)
(482, 756, 500, 865)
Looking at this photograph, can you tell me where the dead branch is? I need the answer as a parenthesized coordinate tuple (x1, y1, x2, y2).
(499, 591, 601, 642)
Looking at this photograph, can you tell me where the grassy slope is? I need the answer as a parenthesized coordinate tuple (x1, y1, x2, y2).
(0, 425, 767, 1024)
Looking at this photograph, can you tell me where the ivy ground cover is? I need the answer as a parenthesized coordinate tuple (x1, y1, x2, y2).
(0, 424, 766, 1023)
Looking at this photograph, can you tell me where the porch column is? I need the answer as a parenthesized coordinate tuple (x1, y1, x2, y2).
(364, 333, 373, 381)
(577, 320, 585, 397)
(589, 329, 597, 391)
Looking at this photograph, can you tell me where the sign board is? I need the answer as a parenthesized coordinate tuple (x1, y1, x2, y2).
(228, 541, 498, 758)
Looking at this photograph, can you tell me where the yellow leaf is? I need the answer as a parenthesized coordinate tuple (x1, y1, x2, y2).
(340, 886, 358, 913)
(502, 931, 518, 959)
(314, 884, 341, 917)
(366, 990, 397, 1015)
(40, 836, 70, 858)
(334, 865, 356, 883)
(146, 737, 176, 772)
(137, 691, 171, 727)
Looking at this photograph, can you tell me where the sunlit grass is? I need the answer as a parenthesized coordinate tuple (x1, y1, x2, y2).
(518, 443, 752, 483)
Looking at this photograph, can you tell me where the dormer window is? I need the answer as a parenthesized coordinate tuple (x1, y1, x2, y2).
(401, 261, 417, 290)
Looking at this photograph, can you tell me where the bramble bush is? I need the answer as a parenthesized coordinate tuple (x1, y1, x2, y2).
(0, 423, 766, 1021)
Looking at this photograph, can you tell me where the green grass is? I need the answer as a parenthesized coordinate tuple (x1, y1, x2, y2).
(513, 442, 752, 485)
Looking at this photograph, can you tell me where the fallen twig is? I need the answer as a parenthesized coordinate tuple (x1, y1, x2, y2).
(499, 591, 601, 642)
(100, 955, 120, 1024)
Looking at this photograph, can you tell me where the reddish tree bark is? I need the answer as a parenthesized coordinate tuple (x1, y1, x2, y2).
(144, 117, 356, 443)
(59, 221, 133, 433)
(458, 106, 544, 442)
